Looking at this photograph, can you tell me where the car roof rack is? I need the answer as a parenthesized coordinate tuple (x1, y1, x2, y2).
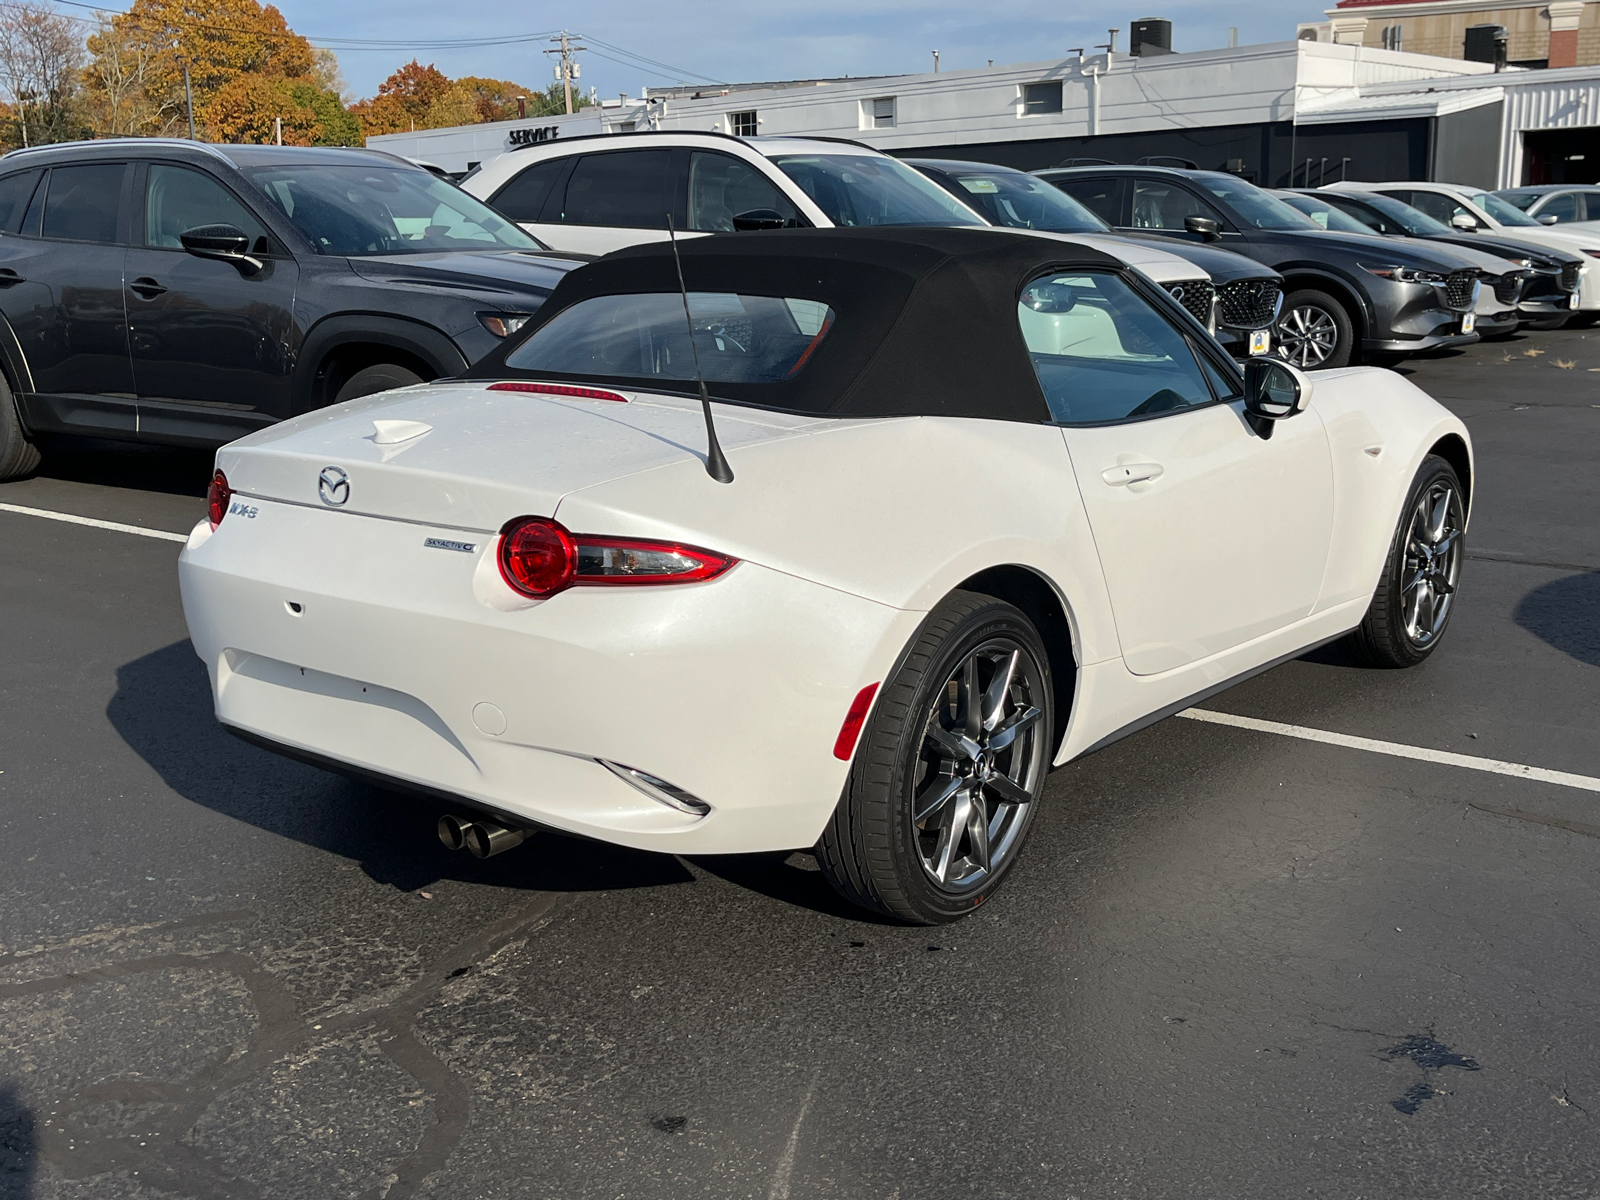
(1054, 157, 1119, 168)
(1, 137, 237, 166)
(508, 127, 749, 153)
(1136, 155, 1198, 168)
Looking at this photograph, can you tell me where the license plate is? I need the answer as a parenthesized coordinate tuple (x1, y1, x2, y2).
(1248, 329, 1271, 356)
(1461, 312, 1476, 334)
(1571, 292, 1581, 310)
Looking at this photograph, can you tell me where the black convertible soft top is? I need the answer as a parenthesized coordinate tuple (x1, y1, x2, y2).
(466, 227, 1127, 423)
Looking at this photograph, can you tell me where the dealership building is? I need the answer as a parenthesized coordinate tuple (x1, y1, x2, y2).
(371, 29, 1600, 189)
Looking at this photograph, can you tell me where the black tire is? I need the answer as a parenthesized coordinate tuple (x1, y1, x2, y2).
(0, 371, 40, 481)
(817, 590, 1054, 924)
(333, 363, 425, 405)
(1343, 455, 1466, 669)
(1275, 288, 1353, 370)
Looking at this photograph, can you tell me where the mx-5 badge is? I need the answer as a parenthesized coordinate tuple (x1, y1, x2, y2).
(317, 466, 350, 507)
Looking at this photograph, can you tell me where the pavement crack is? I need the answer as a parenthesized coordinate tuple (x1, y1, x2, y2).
(1469, 802, 1600, 841)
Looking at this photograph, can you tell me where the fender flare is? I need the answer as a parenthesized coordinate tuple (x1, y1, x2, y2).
(293, 314, 469, 414)
(1276, 266, 1373, 340)
(0, 310, 36, 436)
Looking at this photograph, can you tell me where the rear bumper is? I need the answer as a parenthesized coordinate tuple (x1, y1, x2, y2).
(178, 501, 923, 855)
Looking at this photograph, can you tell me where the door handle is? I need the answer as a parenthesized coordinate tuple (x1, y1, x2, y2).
(130, 277, 167, 299)
(0, 268, 23, 286)
(1101, 462, 1165, 487)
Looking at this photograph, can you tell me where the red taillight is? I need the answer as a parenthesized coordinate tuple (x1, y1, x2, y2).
(833, 682, 880, 761)
(497, 516, 736, 599)
(487, 381, 628, 403)
(206, 470, 231, 530)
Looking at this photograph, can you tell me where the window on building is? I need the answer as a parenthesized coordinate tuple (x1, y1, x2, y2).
(866, 96, 896, 129)
(728, 110, 758, 137)
(1022, 82, 1063, 116)
(1380, 24, 1403, 51)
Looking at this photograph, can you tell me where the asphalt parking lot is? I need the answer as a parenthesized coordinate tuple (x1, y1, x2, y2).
(2, 327, 1598, 1200)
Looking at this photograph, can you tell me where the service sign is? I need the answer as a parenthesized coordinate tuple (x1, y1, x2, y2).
(508, 126, 561, 148)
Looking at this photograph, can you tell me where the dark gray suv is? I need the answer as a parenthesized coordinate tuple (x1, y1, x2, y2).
(0, 140, 583, 481)
(1036, 165, 1484, 370)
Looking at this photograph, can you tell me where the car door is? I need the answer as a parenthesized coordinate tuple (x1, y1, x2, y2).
(501, 148, 685, 255)
(1017, 269, 1333, 675)
(1534, 191, 1580, 225)
(685, 150, 801, 231)
(123, 161, 299, 443)
(0, 162, 137, 437)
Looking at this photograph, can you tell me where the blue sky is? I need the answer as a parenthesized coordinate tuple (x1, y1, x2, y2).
(266, 0, 1328, 103)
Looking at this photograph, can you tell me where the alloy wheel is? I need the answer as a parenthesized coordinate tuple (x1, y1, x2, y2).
(912, 640, 1044, 893)
(1276, 304, 1340, 368)
(1401, 479, 1464, 648)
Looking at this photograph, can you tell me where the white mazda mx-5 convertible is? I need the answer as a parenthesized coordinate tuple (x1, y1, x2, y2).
(179, 228, 1471, 924)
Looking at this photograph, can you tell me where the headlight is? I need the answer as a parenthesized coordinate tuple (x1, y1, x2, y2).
(1361, 264, 1447, 284)
(478, 312, 533, 339)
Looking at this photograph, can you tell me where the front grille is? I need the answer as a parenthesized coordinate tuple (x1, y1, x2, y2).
(1444, 269, 1478, 311)
(1561, 262, 1581, 292)
(1216, 278, 1282, 329)
(1163, 280, 1214, 327)
(1492, 271, 1526, 305)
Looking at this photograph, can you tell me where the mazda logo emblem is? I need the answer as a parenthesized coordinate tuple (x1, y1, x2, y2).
(317, 466, 349, 506)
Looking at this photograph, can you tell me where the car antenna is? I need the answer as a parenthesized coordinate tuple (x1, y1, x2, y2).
(665, 215, 734, 484)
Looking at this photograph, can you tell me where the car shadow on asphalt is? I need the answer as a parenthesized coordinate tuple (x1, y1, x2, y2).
(108, 640, 697, 897)
(0, 1082, 35, 1200)
(36, 435, 216, 498)
(1514, 571, 1600, 668)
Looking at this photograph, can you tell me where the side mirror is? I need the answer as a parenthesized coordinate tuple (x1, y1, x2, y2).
(731, 208, 788, 231)
(1538, 214, 1560, 225)
(1184, 215, 1222, 241)
(1242, 357, 1312, 438)
(1449, 213, 1478, 231)
(180, 224, 262, 274)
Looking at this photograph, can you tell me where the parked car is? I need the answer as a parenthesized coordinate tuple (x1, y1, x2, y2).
(1274, 189, 1524, 338)
(908, 158, 1283, 357)
(1494, 184, 1600, 228)
(179, 227, 1472, 924)
(1323, 180, 1600, 321)
(1305, 188, 1583, 329)
(0, 140, 583, 482)
(1035, 165, 1481, 370)
(459, 131, 1229, 330)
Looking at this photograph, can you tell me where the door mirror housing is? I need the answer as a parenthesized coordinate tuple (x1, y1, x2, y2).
(1184, 215, 1222, 241)
(731, 208, 789, 231)
(180, 224, 262, 274)
(1242, 357, 1312, 438)
(1448, 213, 1479, 231)
(1538, 213, 1560, 225)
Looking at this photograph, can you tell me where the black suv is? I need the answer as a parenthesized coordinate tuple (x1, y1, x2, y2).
(0, 140, 582, 481)
(1036, 165, 1483, 369)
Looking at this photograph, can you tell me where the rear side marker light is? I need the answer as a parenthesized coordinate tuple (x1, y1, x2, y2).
(487, 381, 628, 403)
(206, 469, 231, 529)
(833, 683, 881, 761)
(497, 515, 735, 599)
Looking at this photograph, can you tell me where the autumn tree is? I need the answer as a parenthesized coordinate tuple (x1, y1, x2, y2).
(351, 63, 580, 138)
(206, 75, 358, 145)
(0, 2, 91, 148)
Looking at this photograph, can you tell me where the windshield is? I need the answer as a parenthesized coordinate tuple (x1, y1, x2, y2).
(242, 164, 539, 256)
(1277, 192, 1380, 234)
(1499, 192, 1540, 212)
(505, 292, 836, 384)
(1199, 177, 1319, 231)
(940, 170, 1107, 233)
(1468, 191, 1541, 227)
(1358, 192, 1454, 236)
(768, 153, 986, 228)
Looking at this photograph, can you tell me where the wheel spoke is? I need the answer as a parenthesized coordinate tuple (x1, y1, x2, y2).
(984, 772, 1031, 808)
(961, 655, 982, 740)
(926, 721, 979, 763)
(1428, 488, 1454, 543)
(982, 650, 1018, 732)
(914, 773, 965, 825)
(966, 791, 991, 873)
(933, 790, 972, 884)
(987, 704, 1042, 753)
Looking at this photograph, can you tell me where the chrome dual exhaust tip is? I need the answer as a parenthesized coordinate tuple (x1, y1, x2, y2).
(438, 813, 528, 859)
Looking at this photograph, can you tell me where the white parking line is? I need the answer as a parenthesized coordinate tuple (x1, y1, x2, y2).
(1179, 708, 1600, 794)
(0, 502, 188, 543)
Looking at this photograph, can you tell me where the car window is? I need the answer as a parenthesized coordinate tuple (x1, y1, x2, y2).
(687, 152, 798, 232)
(1130, 180, 1225, 231)
(557, 150, 675, 229)
(1017, 270, 1217, 424)
(1194, 177, 1317, 231)
(1583, 193, 1600, 220)
(506, 292, 835, 384)
(1499, 192, 1539, 211)
(1324, 196, 1397, 234)
(1465, 191, 1539, 226)
(0, 170, 42, 234)
(1051, 177, 1123, 224)
(146, 164, 271, 251)
(943, 171, 1106, 232)
(1535, 192, 1579, 223)
(767, 153, 985, 227)
(41, 163, 125, 244)
(1277, 192, 1377, 234)
(243, 163, 538, 255)
(1396, 190, 1472, 227)
(491, 159, 569, 223)
(1355, 193, 1452, 236)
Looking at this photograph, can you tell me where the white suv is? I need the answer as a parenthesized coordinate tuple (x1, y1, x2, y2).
(460, 131, 1223, 308)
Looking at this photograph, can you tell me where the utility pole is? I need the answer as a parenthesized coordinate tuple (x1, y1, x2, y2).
(545, 31, 586, 116)
(183, 63, 195, 139)
(932, 49, 940, 73)
(274, 116, 283, 146)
